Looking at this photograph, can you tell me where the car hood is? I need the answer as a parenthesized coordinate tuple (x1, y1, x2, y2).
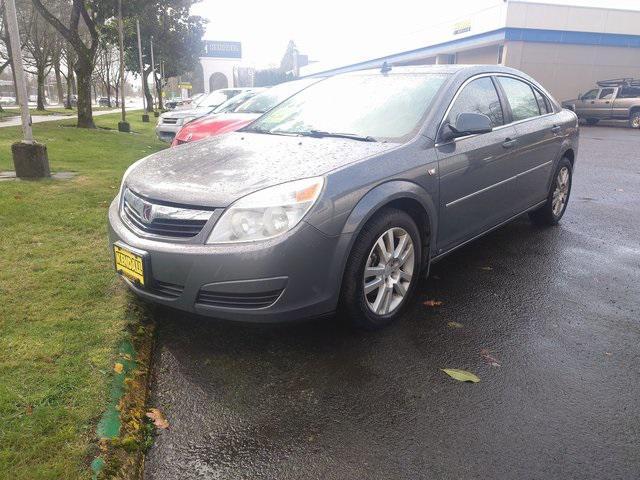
(125, 132, 397, 208)
(175, 113, 260, 141)
(161, 108, 210, 119)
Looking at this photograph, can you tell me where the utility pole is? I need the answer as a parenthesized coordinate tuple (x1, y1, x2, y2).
(4, 0, 50, 178)
(117, 0, 129, 132)
(150, 35, 158, 116)
(136, 19, 149, 122)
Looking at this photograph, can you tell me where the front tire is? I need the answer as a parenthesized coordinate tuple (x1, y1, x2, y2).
(629, 111, 640, 129)
(340, 208, 422, 330)
(529, 157, 573, 226)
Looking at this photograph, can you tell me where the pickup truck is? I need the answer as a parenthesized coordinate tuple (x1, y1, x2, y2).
(561, 79, 640, 128)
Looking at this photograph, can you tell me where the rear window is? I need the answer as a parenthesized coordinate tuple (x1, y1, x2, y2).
(533, 89, 551, 114)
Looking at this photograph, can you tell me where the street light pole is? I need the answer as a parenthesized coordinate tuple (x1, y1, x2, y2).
(117, 0, 129, 132)
(4, 0, 32, 144)
(3, 0, 50, 178)
(136, 19, 149, 122)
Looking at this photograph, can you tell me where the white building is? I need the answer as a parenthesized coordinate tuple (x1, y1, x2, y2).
(302, 1, 640, 101)
(199, 40, 245, 93)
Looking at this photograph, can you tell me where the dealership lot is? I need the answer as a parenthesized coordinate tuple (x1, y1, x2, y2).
(143, 125, 640, 480)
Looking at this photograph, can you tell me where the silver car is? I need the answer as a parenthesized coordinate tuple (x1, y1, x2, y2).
(155, 88, 256, 142)
(110, 65, 579, 330)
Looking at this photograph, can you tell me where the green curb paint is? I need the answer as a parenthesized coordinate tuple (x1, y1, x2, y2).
(92, 339, 137, 476)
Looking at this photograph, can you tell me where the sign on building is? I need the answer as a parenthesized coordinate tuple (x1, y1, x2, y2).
(453, 20, 471, 35)
(203, 41, 242, 59)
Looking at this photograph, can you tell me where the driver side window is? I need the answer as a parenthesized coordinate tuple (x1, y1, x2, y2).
(446, 77, 505, 130)
(582, 89, 598, 100)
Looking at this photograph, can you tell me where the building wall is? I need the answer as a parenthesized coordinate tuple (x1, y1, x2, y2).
(504, 40, 640, 101)
(505, 1, 640, 36)
(455, 45, 501, 65)
(199, 58, 240, 93)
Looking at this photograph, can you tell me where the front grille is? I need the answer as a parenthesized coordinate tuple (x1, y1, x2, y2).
(153, 281, 184, 299)
(162, 117, 179, 125)
(195, 289, 283, 309)
(121, 189, 213, 239)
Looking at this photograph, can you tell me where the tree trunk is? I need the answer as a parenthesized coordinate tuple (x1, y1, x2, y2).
(105, 53, 112, 108)
(142, 68, 154, 113)
(36, 68, 46, 111)
(65, 56, 75, 109)
(54, 60, 64, 105)
(155, 73, 164, 110)
(74, 58, 95, 128)
(114, 84, 119, 107)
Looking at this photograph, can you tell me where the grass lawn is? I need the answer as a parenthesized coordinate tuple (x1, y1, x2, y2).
(0, 112, 165, 479)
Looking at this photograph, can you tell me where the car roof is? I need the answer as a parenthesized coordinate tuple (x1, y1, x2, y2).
(332, 64, 527, 77)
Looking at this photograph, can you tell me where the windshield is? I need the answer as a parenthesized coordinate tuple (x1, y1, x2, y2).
(247, 73, 449, 142)
(234, 78, 319, 114)
(213, 90, 261, 113)
(196, 90, 234, 108)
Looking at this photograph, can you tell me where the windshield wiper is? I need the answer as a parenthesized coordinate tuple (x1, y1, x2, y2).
(242, 127, 298, 137)
(298, 130, 377, 142)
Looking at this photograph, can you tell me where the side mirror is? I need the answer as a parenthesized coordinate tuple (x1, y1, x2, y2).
(445, 112, 493, 140)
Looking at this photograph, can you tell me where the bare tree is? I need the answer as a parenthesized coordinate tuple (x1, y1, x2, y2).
(19, 1, 56, 110)
(31, 0, 103, 128)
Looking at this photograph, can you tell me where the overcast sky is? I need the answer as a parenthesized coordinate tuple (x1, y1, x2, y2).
(191, 0, 640, 69)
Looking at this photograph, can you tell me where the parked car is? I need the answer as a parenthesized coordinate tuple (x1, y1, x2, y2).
(63, 95, 78, 107)
(98, 96, 116, 107)
(171, 78, 321, 146)
(156, 88, 255, 142)
(164, 97, 185, 110)
(0, 96, 16, 106)
(109, 65, 578, 329)
(561, 78, 640, 128)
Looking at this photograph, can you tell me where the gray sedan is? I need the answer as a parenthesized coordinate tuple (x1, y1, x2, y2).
(109, 65, 579, 330)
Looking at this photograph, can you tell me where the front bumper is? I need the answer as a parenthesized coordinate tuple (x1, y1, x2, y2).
(155, 124, 181, 142)
(108, 197, 349, 322)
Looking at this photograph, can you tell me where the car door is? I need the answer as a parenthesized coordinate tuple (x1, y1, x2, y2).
(495, 76, 560, 211)
(574, 89, 598, 117)
(589, 87, 616, 119)
(436, 76, 519, 252)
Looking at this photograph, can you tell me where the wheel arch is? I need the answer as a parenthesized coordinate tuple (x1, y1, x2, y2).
(338, 181, 437, 279)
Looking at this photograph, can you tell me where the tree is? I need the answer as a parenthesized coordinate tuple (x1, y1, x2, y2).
(19, 1, 57, 110)
(120, 1, 205, 112)
(31, 0, 104, 127)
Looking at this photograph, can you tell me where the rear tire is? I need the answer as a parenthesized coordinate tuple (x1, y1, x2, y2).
(529, 157, 573, 226)
(629, 111, 640, 129)
(340, 208, 422, 331)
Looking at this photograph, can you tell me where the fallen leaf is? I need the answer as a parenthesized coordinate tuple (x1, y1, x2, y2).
(113, 363, 124, 374)
(146, 408, 169, 429)
(480, 266, 493, 271)
(423, 300, 443, 307)
(26, 405, 33, 415)
(605, 352, 612, 356)
(616, 188, 624, 192)
(441, 369, 480, 383)
(447, 321, 464, 329)
(480, 349, 501, 367)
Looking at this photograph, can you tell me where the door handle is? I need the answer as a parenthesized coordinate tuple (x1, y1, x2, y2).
(590, 101, 595, 104)
(551, 125, 562, 134)
(502, 138, 517, 149)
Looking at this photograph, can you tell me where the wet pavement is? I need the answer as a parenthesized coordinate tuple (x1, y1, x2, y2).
(144, 126, 640, 480)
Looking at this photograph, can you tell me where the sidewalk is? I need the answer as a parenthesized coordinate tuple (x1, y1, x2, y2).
(0, 108, 122, 128)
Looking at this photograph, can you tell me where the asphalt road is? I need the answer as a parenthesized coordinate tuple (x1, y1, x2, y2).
(144, 125, 640, 480)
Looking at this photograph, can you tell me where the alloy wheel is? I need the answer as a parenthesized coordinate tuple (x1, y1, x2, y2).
(552, 166, 570, 217)
(363, 227, 415, 315)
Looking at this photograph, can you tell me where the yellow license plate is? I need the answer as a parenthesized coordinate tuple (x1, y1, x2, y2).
(114, 245, 146, 286)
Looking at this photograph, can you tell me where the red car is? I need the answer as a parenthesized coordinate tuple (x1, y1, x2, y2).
(171, 78, 320, 147)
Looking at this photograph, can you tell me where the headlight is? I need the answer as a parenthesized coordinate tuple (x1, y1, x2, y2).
(207, 177, 324, 244)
